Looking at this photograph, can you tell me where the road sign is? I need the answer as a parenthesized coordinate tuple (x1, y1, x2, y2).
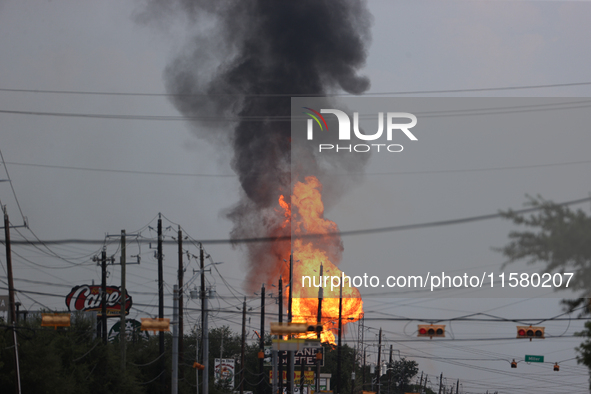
(0, 295, 8, 311)
(264, 346, 324, 367)
(272, 338, 322, 351)
(525, 355, 544, 363)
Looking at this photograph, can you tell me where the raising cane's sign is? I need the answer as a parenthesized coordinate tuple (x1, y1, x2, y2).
(65, 285, 132, 317)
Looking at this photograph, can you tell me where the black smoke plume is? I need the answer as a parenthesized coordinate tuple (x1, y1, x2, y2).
(139, 0, 372, 290)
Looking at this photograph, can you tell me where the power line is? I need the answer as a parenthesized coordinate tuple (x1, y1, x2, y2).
(2, 80, 591, 97)
(4, 158, 591, 178)
(7, 195, 590, 245)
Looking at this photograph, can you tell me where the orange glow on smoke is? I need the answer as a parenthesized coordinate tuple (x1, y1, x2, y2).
(278, 176, 363, 344)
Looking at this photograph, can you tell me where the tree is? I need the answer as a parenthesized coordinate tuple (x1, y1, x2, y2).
(496, 195, 591, 310)
(497, 195, 591, 387)
(386, 358, 419, 393)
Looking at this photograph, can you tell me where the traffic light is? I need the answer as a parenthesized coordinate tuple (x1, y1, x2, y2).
(553, 363, 560, 372)
(417, 324, 445, 338)
(192, 361, 205, 370)
(141, 318, 170, 334)
(306, 324, 323, 335)
(516, 325, 544, 340)
(511, 359, 517, 368)
(41, 313, 71, 329)
(270, 322, 309, 335)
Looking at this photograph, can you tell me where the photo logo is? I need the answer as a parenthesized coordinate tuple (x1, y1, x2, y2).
(304, 108, 417, 153)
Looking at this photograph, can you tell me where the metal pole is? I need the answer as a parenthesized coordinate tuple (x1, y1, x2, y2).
(196, 326, 200, 394)
(172, 285, 179, 394)
(120, 230, 126, 370)
(203, 289, 210, 394)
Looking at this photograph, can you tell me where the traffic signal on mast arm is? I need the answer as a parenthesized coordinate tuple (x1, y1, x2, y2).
(516, 325, 545, 340)
(307, 324, 323, 335)
(192, 361, 205, 370)
(41, 313, 71, 330)
(417, 324, 445, 338)
(270, 322, 309, 335)
(511, 359, 517, 368)
(141, 318, 170, 334)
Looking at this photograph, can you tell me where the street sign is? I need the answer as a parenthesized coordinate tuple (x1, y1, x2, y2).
(0, 295, 8, 311)
(525, 355, 544, 363)
(272, 338, 322, 351)
(264, 346, 324, 367)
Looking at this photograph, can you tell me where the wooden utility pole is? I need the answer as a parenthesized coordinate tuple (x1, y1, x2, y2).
(240, 297, 247, 394)
(316, 263, 323, 393)
(337, 279, 343, 394)
(120, 230, 126, 369)
(259, 284, 265, 394)
(4, 207, 21, 394)
(376, 328, 382, 394)
(438, 373, 443, 394)
(101, 247, 107, 344)
(278, 276, 283, 394)
(157, 214, 165, 391)
(178, 226, 184, 374)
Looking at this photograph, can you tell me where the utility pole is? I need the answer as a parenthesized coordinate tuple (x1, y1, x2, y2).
(438, 373, 443, 394)
(157, 213, 165, 392)
(172, 285, 179, 394)
(455, 379, 459, 394)
(316, 263, 323, 394)
(101, 247, 107, 344)
(388, 345, 393, 393)
(240, 297, 247, 394)
(287, 255, 294, 394)
(278, 276, 284, 394)
(376, 328, 382, 394)
(203, 288, 210, 394)
(259, 284, 265, 394)
(120, 230, 126, 369)
(4, 206, 21, 394)
(178, 226, 184, 374)
(337, 279, 343, 394)
(423, 374, 428, 394)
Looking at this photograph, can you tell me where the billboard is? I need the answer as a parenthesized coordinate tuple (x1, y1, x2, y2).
(65, 285, 132, 317)
(215, 358, 235, 388)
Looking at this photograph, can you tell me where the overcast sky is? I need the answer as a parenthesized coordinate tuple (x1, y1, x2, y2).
(1, 1, 591, 392)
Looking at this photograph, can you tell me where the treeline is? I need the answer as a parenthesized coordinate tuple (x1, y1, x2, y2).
(0, 314, 429, 394)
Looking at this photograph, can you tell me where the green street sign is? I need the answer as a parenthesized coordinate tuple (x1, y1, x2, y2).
(525, 355, 544, 363)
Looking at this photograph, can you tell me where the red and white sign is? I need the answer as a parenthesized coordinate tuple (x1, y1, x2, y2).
(65, 285, 132, 317)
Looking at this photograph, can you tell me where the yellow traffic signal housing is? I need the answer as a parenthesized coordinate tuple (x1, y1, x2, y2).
(141, 318, 170, 334)
(553, 363, 559, 372)
(270, 322, 309, 335)
(417, 324, 445, 338)
(192, 362, 205, 370)
(516, 325, 545, 340)
(511, 359, 517, 368)
(306, 324, 323, 334)
(41, 313, 71, 330)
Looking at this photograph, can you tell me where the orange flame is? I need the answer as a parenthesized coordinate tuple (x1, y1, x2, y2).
(278, 176, 363, 344)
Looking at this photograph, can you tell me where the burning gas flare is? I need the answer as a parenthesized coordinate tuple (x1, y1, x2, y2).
(278, 176, 363, 344)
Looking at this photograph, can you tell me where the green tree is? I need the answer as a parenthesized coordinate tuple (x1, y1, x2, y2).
(497, 195, 591, 386)
(386, 358, 419, 393)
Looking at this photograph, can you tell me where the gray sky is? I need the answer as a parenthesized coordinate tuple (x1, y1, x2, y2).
(1, 0, 591, 392)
